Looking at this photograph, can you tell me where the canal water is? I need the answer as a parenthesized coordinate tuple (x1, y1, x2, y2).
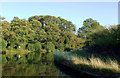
(2, 52, 92, 78)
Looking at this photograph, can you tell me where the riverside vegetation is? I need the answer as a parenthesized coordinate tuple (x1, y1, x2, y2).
(54, 51, 120, 77)
(0, 15, 120, 77)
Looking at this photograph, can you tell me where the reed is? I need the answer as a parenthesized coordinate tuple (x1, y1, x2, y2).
(54, 52, 120, 76)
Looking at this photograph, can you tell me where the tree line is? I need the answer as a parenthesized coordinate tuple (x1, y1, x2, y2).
(1, 15, 120, 56)
(1, 15, 85, 52)
(77, 18, 120, 56)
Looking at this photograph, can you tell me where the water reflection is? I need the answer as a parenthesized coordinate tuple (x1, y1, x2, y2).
(3, 64, 61, 76)
(2, 52, 70, 77)
(2, 52, 94, 78)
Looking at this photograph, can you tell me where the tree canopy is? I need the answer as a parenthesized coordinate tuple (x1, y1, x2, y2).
(1, 16, 120, 56)
(2, 15, 84, 52)
(77, 18, 120, 56)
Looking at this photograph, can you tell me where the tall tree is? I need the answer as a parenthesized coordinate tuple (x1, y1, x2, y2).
(77, 18, 105, 46)
(78, 18, 103, 38)
(9, 17, 35, 49)
(28, 15, 76, 34)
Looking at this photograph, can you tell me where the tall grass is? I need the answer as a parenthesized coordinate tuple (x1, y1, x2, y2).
(54, 52, 120, 76)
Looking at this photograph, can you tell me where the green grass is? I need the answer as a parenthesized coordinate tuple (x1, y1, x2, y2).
(54, 51, 120, 77)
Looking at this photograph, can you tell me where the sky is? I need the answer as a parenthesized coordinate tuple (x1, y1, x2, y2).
(1, 2, 118, 31)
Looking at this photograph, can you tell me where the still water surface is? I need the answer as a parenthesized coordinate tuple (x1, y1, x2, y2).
(2, 52, 89, 78)
(2, 52, 72, 77)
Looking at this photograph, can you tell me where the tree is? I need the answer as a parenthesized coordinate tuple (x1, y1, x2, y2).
(36, 29, 47, 42)
(86, 24, 120, 56)
(2, 15, 87, 52)
(45, 42, 55, 52)
(2, 39, 7, 50)
(78, 18, 103, 38)
(29, 20, 42, 30)
(6, 17, 35, 49)
(28, 15, 76, 33)
(28, 42, 42, 51)
(44, 23, 61, 42)
(78, 18, 105, 47)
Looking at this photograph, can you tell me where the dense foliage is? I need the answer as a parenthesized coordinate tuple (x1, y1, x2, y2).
(78, 18, 120, 56)
(1, 15, 85, 52)
(1, 16, 120, 56)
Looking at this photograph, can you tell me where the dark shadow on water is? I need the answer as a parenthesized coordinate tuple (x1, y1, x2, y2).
(54, 61, 98, 78)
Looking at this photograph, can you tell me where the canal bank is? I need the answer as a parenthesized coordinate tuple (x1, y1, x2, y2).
(2, 51, 120, 78)
(54, 52, 120, 78)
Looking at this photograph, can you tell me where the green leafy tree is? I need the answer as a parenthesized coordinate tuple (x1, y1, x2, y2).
(78, 18, 103, 38)
(2, 39, 7, 50)
(2, 15, 89, 52)
(28, 42, 42, 51)
(10, 17, 35, 47)
(28, 15, 76, 33)
(78, 18, 105, 47)
(44, 23, 61, 42)
(45, 42, 55, 52)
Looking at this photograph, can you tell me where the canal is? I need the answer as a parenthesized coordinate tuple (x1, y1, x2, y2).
(2, 52, 95, 78)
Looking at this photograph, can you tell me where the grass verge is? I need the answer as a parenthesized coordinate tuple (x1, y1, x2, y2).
(54, 51, 120, 77)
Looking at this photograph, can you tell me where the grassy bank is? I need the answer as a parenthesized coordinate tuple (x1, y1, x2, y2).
(54, 51, 120, 77)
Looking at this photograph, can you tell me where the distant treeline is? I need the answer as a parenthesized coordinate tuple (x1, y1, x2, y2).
(1, 15, 120, 56)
